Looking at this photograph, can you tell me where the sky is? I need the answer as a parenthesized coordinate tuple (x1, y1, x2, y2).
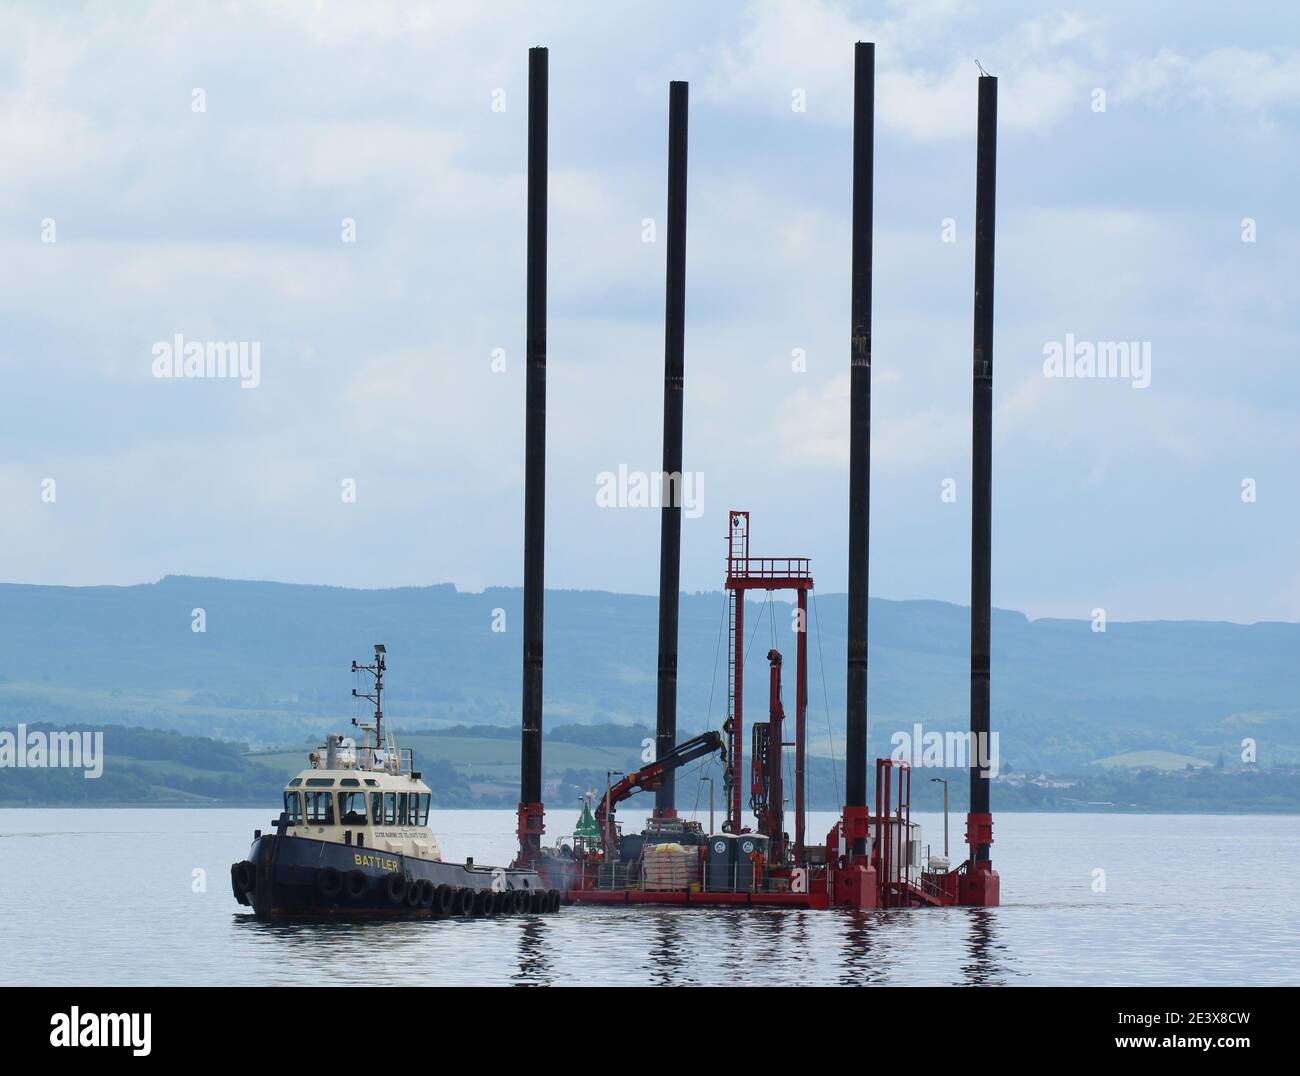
(0, 0, 1297, 623)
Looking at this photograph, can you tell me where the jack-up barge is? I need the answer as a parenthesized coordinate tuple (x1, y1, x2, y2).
(512, 43, 1001, 911)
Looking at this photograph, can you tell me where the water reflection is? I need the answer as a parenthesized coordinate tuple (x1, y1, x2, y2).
(646, 911, 692, 986)
(838, 909, 886, 985)
(512, 916, 553, 986)
(782, 909, 812, 981)
(233, 914, 375, 946)
(713, 906, 753, 982)
(959, 909, 1006, 985)
(230, 903, 1010, 986)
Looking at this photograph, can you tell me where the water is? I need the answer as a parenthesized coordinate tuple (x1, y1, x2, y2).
(1, 808, 1295, 986)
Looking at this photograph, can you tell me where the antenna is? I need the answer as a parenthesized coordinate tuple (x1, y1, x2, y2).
(351, 644, 387, 753)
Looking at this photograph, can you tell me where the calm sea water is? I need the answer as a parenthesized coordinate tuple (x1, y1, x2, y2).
(1, 808, 1296, 986)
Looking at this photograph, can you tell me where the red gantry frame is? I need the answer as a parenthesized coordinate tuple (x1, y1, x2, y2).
(723, 511, 811, 863)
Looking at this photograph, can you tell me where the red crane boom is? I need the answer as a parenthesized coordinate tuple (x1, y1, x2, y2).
(595, 732, 726, 850)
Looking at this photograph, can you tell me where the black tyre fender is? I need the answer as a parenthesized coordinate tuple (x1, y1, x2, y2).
(316, 867, 343, 899)
(345, 870, 368, 900)
(493, 889, 511, 914)
(475, 889, 496, 916)
(233, 861, 254, 894)
(418, 879, 436, 909)
(454, 887, 474, 916)
(434, 884, 454, 915)
(547, 889, 562, 913)
(529, 888, 545, 913)
(512, 888, 530, 914)
(230, 863, 251, 906)
(384, 872, 406, 904)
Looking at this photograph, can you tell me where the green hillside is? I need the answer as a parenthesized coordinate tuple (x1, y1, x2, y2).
(0, 576, 1295, 775)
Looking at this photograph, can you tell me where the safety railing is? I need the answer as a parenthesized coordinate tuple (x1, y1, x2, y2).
(727, 556, 812, 579)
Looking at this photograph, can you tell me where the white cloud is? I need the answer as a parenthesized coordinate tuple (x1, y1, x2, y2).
(702, 0, 1097, 138)
(1118, 46, 1300, 112)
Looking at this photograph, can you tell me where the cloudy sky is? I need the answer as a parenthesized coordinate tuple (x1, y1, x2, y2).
(1, 0, 1297, 623)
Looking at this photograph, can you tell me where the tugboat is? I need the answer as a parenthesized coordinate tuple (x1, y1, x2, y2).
(230, 645, 560, 919)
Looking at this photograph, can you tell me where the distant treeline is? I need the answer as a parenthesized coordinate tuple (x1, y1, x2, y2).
(2, 722, 1297, 812)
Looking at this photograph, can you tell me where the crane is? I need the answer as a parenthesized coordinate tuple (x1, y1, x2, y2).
(595, 731, 727, 855)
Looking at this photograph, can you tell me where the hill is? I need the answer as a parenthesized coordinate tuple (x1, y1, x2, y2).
(0, 576, 1295, 775)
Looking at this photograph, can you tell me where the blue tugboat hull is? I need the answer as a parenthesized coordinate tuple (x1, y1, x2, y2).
(231, 833, 557, 920)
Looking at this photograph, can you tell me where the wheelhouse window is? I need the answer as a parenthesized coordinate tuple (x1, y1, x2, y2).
(338, 791, 367, 826)
(396, 792, 410, 825)
(410, 793, 430, 826)
(304, 791, 335, 825)
(377, 792, 396, 825)
(283, 791, 303, 825)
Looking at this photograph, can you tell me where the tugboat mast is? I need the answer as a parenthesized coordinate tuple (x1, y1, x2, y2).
(351, 643, 387, 754)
